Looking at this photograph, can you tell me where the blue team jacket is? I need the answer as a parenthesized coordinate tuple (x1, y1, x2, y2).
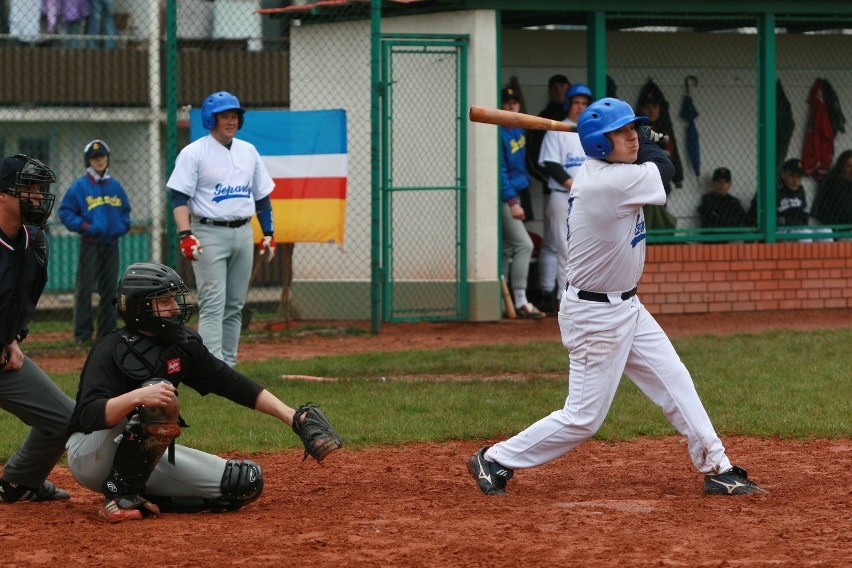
(500, 126, 531, 205)
(59, 171, 131, 245)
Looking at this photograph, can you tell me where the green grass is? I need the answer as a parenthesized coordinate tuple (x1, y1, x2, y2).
(1, 328, 849, 461)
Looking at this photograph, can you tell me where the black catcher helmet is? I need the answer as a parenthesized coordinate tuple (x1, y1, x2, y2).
(0, 154, 57, 228)
(117, 263, 195, 343)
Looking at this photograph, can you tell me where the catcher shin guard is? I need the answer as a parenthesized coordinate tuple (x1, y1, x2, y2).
(214, 459, 264, 511)
(142, 460, 264, 514)
(101, 382, 181, 520)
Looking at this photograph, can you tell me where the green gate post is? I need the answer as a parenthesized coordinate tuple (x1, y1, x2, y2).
(164, 0, 179, 266)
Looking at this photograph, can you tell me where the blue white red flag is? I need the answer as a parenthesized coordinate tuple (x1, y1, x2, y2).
(190, 108, 347, 243)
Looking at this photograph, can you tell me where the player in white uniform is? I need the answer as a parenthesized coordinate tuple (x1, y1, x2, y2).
(537, 83, 592, 311)
(468, 98, 767, 497)
(168, 91, 276, 367)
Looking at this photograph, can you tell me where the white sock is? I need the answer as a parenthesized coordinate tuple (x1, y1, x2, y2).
(513, 290, 528, 309)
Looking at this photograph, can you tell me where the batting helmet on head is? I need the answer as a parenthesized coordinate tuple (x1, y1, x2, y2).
(578, 97, 648, 159)
(117, 262, 195, 343)
(563, 83, 593, 110)
(201, 91, 245, 130)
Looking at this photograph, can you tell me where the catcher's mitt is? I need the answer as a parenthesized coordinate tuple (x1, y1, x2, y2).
(292, 403, 343, 462)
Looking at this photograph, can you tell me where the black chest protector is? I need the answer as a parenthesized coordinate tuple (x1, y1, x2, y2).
(114, 329, 188, 387)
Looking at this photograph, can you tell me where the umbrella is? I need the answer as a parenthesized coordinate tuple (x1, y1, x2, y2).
(679, 76, 700, 176)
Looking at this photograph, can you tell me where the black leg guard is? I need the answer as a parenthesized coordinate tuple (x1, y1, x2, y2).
(144, 459, 264, 514)
(102, 381, 181, 514)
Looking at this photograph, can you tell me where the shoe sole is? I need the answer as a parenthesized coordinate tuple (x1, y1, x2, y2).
(704, 478, 769, 495)
(99, 507, 144, 524)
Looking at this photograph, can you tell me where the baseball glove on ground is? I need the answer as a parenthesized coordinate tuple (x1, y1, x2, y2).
(292, 403, 344, 462)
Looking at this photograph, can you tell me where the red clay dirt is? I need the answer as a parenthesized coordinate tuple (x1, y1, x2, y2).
(5, 308, 852, 567)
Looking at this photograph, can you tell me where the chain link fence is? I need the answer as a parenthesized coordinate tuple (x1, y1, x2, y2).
(5, 3, 852, 335)
(506, 18, 852, 244)
(1, 0, 373, 334)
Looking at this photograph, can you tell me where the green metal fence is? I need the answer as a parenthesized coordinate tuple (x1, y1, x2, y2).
(5, 2, 852, 333)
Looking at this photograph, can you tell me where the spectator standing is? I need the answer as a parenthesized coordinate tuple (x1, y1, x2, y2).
(526, 74, 571, 187)
(43, 0, 90, 48)
(0, 154, 74, 504)
(698, 167, 748, 228)
(811, 149, 852, 226)
(637, 81, 683, 230)
(59, 140, 131, 345)
(536, 83, 592, 311)
(87, 0, 117, 49)
(168, 91, 276, 367)
(499, 87, 544, 319)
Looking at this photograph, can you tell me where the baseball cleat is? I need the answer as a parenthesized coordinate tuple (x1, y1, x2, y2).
(0, 479, 70, 503)
(704, 466, 768, 495)
(517, 303, 546, 320)
(98, 496, 160, 524)
(467, 446, 514, 496)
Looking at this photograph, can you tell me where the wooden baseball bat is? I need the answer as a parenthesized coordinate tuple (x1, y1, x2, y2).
(469, 105, 576, 132)
(501, 275, 517, 320)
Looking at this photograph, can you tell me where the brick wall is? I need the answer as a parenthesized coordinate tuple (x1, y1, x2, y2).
(640, 241, 852, 314)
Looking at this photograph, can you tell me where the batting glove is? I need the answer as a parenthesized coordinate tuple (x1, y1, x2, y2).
(178, 231, 203, 261)
(259, 235, 276, 263)
(643, 127, 670, 149)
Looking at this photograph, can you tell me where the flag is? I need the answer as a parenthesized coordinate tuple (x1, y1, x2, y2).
(189, 108, 348, 244)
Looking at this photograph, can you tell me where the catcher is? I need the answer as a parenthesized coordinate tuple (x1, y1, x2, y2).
(65, 262, 343, 523)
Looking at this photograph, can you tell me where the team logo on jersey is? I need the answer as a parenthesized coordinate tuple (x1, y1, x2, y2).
(166, 357, 181, 375)
(212, 183, 252, 203)
(631, 212, 646, 248)
(563, 152, 586, 169)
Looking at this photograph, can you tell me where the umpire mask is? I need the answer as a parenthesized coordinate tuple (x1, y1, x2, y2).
(0, 154, 57, 229)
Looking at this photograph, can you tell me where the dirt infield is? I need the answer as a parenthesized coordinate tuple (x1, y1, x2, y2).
(6, 309, 852, 566)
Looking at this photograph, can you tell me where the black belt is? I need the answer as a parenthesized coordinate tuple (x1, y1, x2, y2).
(576, 286, 638, 303)
(197, 217, 249, 228)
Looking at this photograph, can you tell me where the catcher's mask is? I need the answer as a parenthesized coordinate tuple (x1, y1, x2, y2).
(117, 263, 195, 343)
(0, 154, 57, 228)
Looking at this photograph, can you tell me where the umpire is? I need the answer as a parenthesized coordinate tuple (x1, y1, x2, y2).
(0, 154, 75, 503)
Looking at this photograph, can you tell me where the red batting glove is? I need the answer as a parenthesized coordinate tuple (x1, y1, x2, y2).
(259, 235, 276, 263)
(179, 231, 203, 261)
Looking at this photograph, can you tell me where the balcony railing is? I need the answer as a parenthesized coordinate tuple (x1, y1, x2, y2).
(0, 45, 289, 108)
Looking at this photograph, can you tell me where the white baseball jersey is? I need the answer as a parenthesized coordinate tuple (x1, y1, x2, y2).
(167, 135, 275, 221)
(565, 158, 667, 293)
(538, 120, 586, 191)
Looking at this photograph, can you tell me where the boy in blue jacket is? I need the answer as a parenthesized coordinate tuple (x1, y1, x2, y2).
(500, 87, 544, 319)
(59, 140, 131, 344)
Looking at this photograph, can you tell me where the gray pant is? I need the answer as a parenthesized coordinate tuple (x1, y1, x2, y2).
(0, 357, 75, 486)
(501, 202, 533, 293)
(67, 423, 227, 500)
(191, 222, 254, 367)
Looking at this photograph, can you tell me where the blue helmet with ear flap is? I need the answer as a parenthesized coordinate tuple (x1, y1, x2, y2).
(578, 97, 648, 159)
(563, 83, 593, 110)
(201, 91, 245, 130)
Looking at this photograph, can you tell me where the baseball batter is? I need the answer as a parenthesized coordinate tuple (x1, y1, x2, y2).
(537, 83, 592, 310)
(468, 98, 767, 497)
(66, 263, 343, 523)
(168, 90, 276, 367)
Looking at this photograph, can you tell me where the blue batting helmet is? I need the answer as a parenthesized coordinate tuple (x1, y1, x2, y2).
(578, 97, 648, 159)
(563, 83, 593, 110)
(201, 91, 245, 130)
